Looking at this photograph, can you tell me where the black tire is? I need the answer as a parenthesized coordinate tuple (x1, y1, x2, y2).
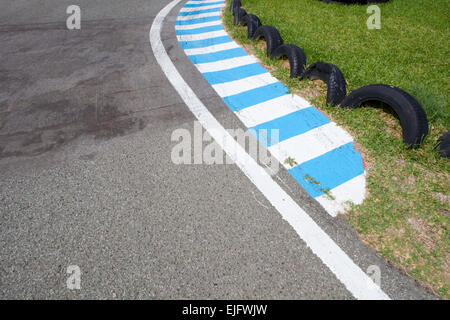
(240, 13, 259, 26)
(272, 44, 307, 78)
(230, 0, 241, 13)
(250, 25, 283, 57)
(299, 62, 346, 106)
(340, 84, 429, 147)
(241, 14, 262, 39)
(435, 131, 450, 158)
(233, 8, 247, 26)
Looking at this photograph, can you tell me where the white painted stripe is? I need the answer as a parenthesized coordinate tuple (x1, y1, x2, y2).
(194, 55, 258, 72)
(315, 174, 366, 217)
(186, 0, 225, 4)
(268, 122, 354, 168)
(212, 73, 278, 97)
(176, 12, 220, 20)
(151, 0, 389, 300)
(180, 4, 225, 12)
(176, 30, 227, 41)
(175, 20, 222, 30)
(183, 41, 239, 55)
(236, 94, 311, 127)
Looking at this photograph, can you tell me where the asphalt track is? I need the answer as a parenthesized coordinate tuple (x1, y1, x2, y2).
(0, 0, 437, 299)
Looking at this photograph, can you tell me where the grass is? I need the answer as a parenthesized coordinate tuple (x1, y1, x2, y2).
(223, 0, 449, 298)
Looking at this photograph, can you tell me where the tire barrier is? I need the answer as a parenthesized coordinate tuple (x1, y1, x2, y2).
(435, 131, 450, 158)
(232, 0, 431, 150)
(241, 14, 262, 39)
(340, 85, 429, 147)
(272, 44, 307, 78)
(233, 7, 247, 26)
(300, 62, 346, 106)
(250, 25, 284, 57)
(230, 0, 241, 13)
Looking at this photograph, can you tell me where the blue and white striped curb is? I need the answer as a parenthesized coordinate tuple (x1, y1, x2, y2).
(175, 0, 366, 217)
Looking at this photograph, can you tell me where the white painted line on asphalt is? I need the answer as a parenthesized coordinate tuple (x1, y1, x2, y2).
(212, 73, 277, 97)
(236, 94, 311, 127)
(194, 55, 258, 73)
(150, 0, 390, 300)
(268, 122, 354, 169)
(183, 41, 238, 55)
(186, 0, 225, 4)
(175, 20, 222, 30)
(315, 174, 366, 217)
(176, 29, 228, 41)
(176, 11, 220, 20)
(179, 4, 225, 12)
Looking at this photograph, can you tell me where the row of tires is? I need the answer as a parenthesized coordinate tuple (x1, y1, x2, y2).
(230, 0, 449, 157)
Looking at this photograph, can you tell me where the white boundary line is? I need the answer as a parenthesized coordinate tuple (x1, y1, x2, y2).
(176, 30, 228, 41)
(179, 3, 225, 12)
(268, 122, 354, 168)
(183, 41, 238, 55)
(194, 55, 258, 73)
(186, 0, 225, 4)
(236, 94, 311, 127)
(176, 11, 220, 20)
(175, 20, 222, 30)
(150, 0, 390, 300)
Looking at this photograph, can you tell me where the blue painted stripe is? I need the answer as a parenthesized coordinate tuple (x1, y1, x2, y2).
(179, 36, 232, 49)
(188, 48, 247, 64)
(202, 63, 267, 85)
(250, 107, 330, 147)
(184, 1, 224, 7)
(176, 4, 365, 204)
(176, 24, 223, 35)
(178, 8, 221, 16)
(175, 16, 220, 25)
(222, 82, 288, 112)
(288, 142, 364, 198)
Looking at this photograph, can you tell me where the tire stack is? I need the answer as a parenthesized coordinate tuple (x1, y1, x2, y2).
(229, 0, 447, 154)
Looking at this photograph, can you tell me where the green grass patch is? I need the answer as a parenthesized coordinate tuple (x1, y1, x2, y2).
(224, 0, 449, 298)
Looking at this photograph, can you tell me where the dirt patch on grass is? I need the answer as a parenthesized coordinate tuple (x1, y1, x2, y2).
(408, 217, 440, 249)
(297, 81, 327, 102)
